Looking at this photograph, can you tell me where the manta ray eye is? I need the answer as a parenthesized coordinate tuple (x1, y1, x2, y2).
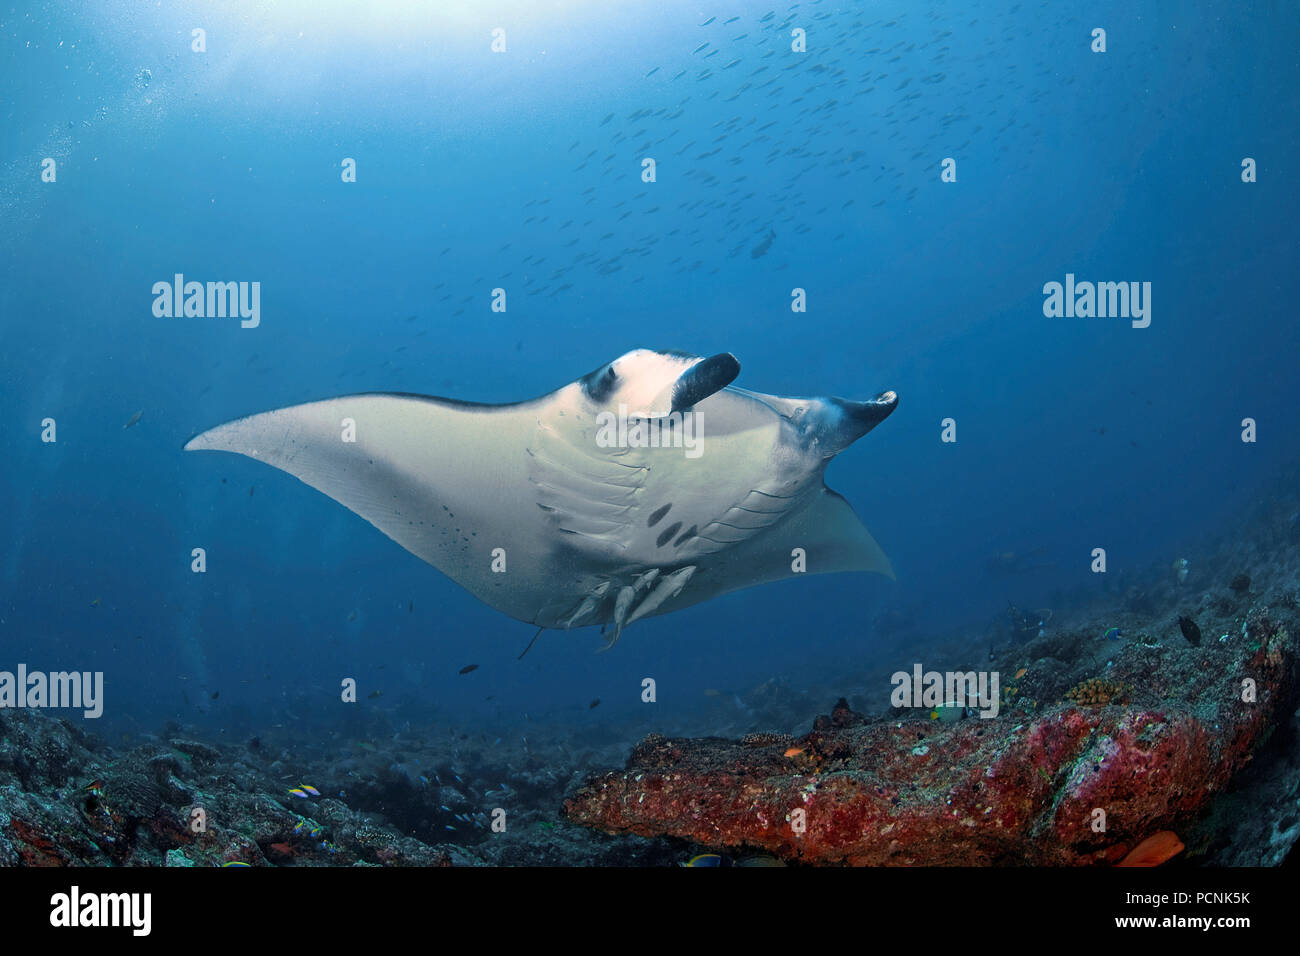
(582, 362, 621, 402)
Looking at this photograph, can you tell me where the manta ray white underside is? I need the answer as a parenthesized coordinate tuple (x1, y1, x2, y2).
(185, 348, 898, 646)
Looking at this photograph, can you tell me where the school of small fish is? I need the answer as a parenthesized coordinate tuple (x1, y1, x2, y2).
(269, 1, 1113, 394)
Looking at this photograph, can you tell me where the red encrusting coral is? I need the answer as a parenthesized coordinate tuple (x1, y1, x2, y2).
(564, 614, 1294, 866)
(8, 818, 70, 867)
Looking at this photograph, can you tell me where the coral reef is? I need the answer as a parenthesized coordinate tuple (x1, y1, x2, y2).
(1065, 678, 1129, 706)
(0, 708, 674, 867)
(6, 471, 1300, 867)
(564, 606, 1295, 865)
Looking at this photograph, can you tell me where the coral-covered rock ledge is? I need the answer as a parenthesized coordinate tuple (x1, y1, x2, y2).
(565, 610, 1294, 865)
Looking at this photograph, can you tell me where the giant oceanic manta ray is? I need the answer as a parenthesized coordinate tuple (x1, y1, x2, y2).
(185, 348, 898, 647)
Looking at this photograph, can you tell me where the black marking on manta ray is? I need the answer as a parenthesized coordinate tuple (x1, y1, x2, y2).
(656, 521, 682, 547)
(647, 503, 672, 527)
(674, 525, 697, 546)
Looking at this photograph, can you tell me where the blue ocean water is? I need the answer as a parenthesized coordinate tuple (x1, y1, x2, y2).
(2, 0, 1297, 742)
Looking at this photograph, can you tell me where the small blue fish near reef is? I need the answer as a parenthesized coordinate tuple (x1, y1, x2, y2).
(299, 784, 320, 796)
(1102, 627, 1123, 641)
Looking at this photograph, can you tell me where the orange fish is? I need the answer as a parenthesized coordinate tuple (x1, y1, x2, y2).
(1117, 831, 1185, 867)
(783, 746, 805, 758)
(1014, 668, 1028, 680)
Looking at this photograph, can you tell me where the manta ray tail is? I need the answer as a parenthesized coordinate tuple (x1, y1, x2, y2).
(518, 626, 546, 660)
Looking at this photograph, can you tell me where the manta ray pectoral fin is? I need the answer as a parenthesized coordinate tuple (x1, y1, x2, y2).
(697, 487, 894, 606)
(182, 394, 476, 570)
(183, 392, 558, 627)
(792, 488, 894, 579)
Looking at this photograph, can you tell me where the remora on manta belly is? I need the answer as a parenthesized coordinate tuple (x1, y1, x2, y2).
(184, 348, 898, 648)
